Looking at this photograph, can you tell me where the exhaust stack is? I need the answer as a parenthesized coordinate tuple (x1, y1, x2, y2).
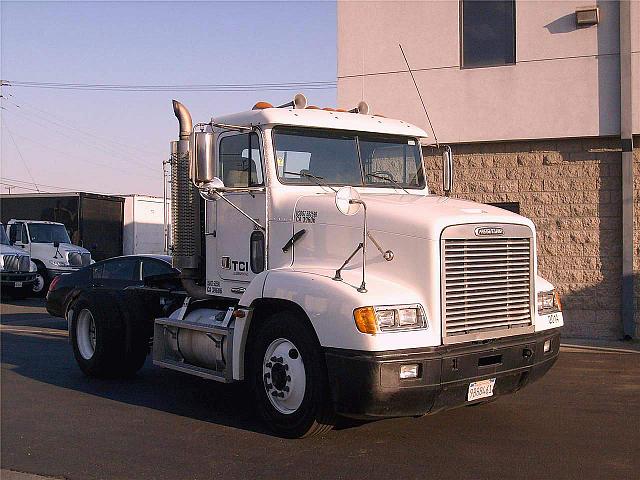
(171, 100, 207, 299)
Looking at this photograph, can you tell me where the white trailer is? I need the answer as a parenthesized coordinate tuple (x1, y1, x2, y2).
(122, 195, 170, 256)
(66, 95, 563, 438)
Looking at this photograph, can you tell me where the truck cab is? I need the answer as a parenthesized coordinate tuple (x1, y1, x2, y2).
(6, 220, 92, 295)
(68, 96, 563, 438)
(0, 223, 37, 297)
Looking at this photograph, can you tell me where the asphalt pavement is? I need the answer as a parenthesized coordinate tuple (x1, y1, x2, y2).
(1, 298, 639, 480)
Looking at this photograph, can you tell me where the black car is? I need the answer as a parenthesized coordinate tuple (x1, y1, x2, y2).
(46, 254, 179, 319)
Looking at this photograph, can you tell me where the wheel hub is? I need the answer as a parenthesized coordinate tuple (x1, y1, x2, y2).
(262, 339, 305, 414)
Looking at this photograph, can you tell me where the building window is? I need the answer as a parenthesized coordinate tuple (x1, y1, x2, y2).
(461, 0, 516, 68)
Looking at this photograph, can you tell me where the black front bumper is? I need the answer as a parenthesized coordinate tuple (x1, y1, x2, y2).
(324, 329, 561, 419)
(1, 272, 37, 286)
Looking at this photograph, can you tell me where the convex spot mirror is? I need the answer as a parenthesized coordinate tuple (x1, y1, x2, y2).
(206, 177, 226, 192)
(335, 186, 362, 216)
(442, 146, 454, 195)
(190, 131, 216, 185)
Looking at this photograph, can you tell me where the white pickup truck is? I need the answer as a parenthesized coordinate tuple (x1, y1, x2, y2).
(67, 95, 563, 438)
(6, 220, 92, 295)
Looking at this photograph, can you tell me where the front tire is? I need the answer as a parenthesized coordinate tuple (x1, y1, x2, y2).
(31, 265, 49, 297)
(251, 311, 335, 438)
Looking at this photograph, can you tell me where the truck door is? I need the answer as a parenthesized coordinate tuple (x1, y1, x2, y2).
(215, 132, 266, 283)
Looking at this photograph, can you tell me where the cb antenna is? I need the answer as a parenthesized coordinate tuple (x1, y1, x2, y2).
(399, 44, 439, 148)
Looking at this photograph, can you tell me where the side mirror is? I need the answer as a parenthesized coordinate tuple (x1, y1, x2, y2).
(335, 186, 362, 216)
(190, 131, 216, 185)
(442, 146, 453, 196)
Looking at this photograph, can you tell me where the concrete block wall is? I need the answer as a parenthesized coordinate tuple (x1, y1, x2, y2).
(424, 137, 634, 339)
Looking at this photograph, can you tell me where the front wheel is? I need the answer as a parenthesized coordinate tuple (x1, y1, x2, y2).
(251, 312, 335, 438)
(31, 265, 48, 297)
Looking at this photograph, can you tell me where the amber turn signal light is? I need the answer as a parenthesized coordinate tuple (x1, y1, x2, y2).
(354, 306, 377, 334)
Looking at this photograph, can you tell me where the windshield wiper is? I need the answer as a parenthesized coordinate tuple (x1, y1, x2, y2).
(283, 171, 337, 192)
(364, 172, 410, 194)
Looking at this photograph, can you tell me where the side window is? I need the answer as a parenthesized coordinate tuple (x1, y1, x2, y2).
(102, 259, 140, 281)
(9, 223, 27, 243)
(219, 133, 263, 188)
(92, 264, 104, 280)
(142, 259, 173, 279)
(461, 0, 515, 68)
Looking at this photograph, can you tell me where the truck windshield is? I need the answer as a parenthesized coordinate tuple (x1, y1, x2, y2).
(0, 226, 9, 245)
(28, 223, 71, 244)
(273, 127, 425, 189)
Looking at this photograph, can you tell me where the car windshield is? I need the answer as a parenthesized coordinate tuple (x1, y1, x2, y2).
(0, 226, 9, 246)
(28, 223, 71, 244)
(273, 127, 425, 189)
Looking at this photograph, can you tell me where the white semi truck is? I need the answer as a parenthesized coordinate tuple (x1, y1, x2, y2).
(6, 220, 92, 295)
(68, 95, 563, 437)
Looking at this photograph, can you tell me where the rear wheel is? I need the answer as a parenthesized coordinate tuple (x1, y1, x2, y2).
(251, 311, 335, 438)
(70, 293, 148, 378)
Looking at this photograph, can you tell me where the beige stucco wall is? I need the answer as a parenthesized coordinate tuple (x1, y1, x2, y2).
(338, 0, 640, 143)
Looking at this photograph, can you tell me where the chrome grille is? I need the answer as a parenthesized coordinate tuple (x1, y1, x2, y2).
(442, 225, 534, 344)
(2, 254, 30, 272)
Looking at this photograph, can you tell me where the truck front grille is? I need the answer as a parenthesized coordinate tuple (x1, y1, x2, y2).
(441, 225, 534, 344)
(3, 255, 30, 272)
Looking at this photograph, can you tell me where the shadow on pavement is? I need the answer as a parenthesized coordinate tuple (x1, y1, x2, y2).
(1, 325, 364, 438)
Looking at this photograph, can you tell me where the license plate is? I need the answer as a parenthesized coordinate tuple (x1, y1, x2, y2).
(468, 378, 496, 402)
(14, 282, 23, 288)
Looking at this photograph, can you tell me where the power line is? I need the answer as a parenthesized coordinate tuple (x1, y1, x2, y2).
(2, 79, 337, 92)
(2, 120, 40, 192)
(1, 105, 160, 176)
(0, 176, 114, 195)
(4, 92, 158, 157)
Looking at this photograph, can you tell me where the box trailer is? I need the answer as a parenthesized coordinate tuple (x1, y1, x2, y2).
(123, 195, 170, 256)
(0, 192, 124, 261)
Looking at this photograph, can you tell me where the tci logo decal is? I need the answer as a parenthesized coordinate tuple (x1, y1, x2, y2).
(475, 227, 504, 236)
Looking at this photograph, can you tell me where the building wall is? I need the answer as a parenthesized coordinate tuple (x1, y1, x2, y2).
(424, 137, 634, 338)
(634, 138, 640, 336)
(337, 0, 640, 142)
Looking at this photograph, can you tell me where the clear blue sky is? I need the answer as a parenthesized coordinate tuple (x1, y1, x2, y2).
(1, 1, 337, 196)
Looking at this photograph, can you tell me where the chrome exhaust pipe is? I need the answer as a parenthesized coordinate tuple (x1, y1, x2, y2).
(171, 100, 207, 299)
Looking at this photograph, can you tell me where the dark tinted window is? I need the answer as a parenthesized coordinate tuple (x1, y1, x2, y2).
(9, 223, 28, 243)
(142, 259, 173, 279)
(462, 0, 515, 68)
(101, 259, 140, 281)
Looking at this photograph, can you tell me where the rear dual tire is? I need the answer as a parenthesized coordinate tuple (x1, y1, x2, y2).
(70, 293, 149, 378)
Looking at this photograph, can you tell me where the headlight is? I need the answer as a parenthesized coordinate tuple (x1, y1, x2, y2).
(29, 261, 37, 272)
(354, 304, 427, 334)
(50, 260, 69, 267)
(0, 256, 4, 270)
(537, 290, 562, 314)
